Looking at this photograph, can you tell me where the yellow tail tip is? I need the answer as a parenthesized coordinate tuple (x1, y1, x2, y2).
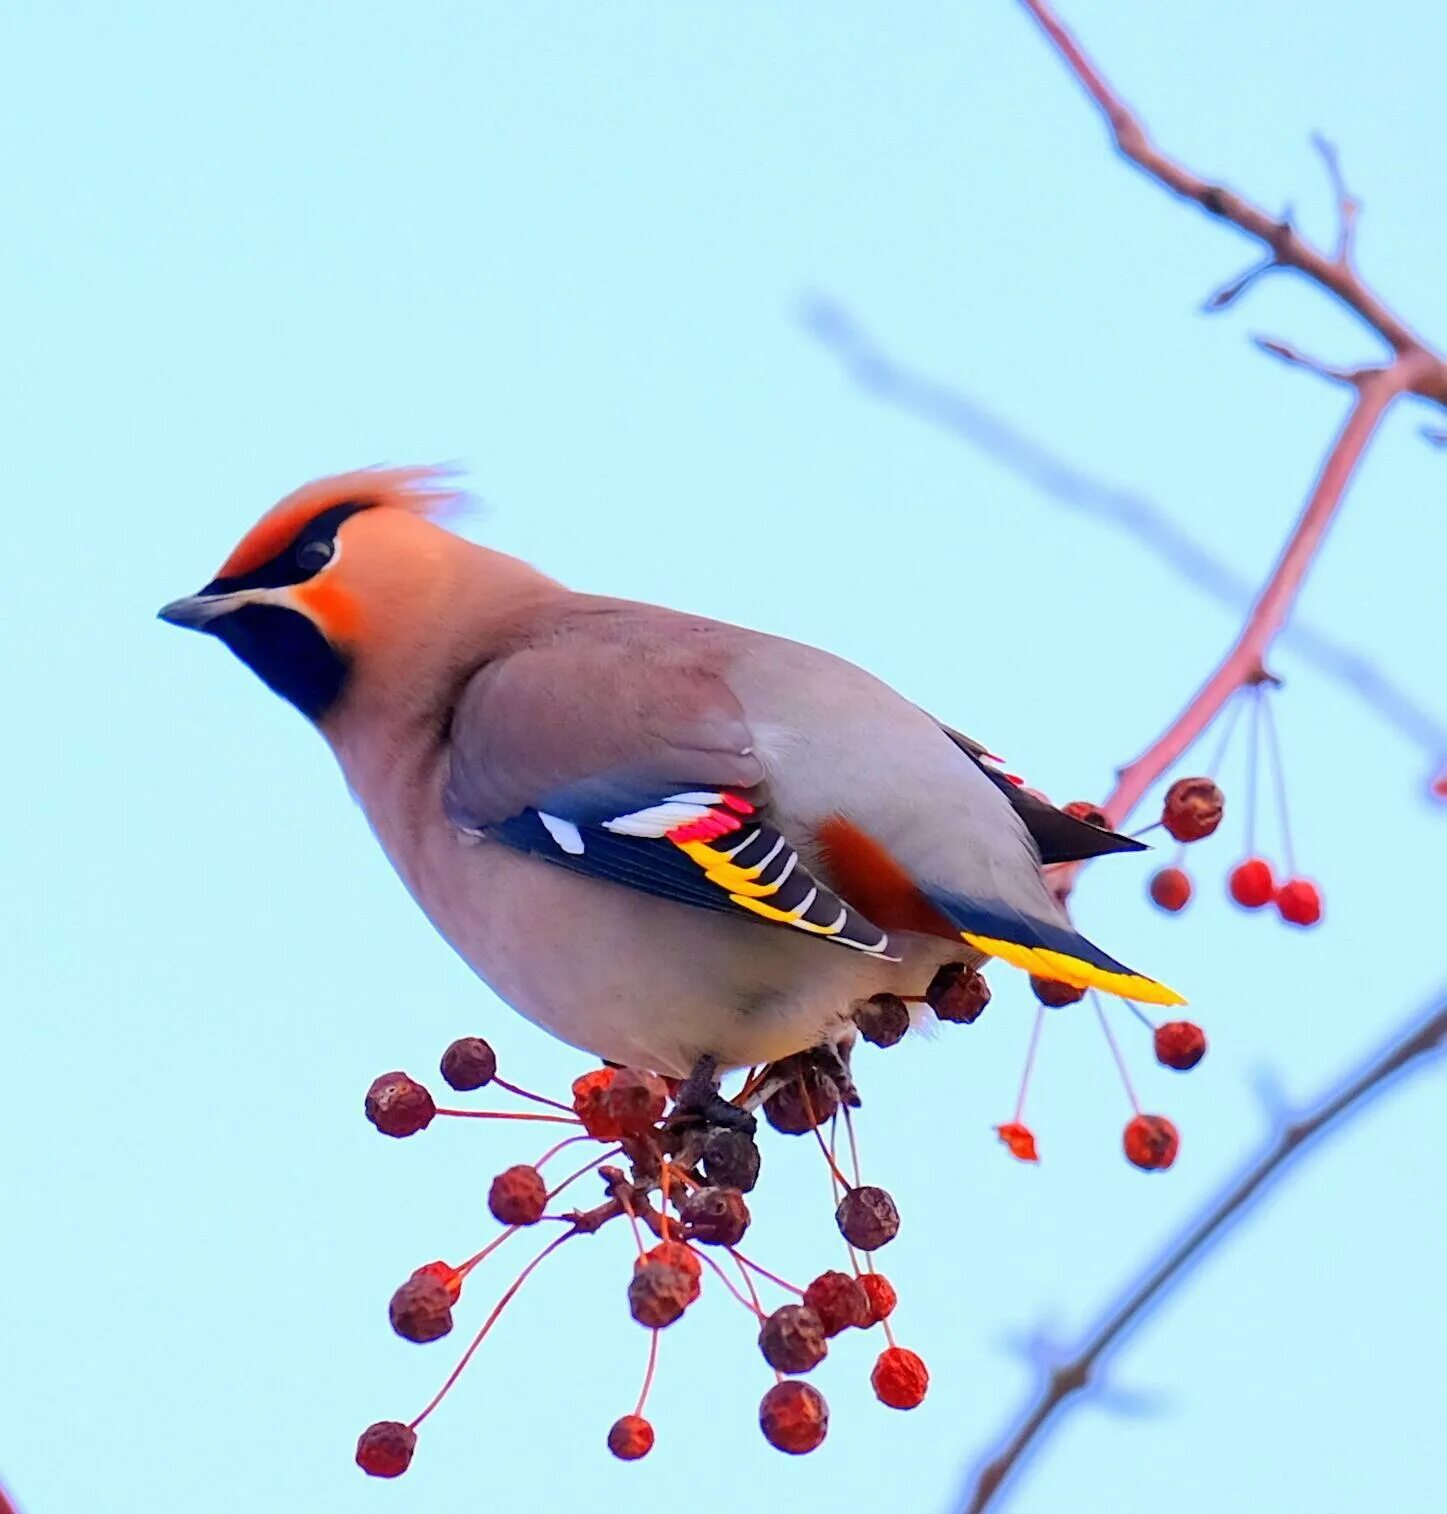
(961, 933, 1187, 1008)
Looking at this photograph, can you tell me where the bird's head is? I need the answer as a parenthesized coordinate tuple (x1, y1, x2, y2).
(159, 466, 474, 722)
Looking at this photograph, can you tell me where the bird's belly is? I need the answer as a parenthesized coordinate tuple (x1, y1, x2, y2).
(401, 830, 955, 1077)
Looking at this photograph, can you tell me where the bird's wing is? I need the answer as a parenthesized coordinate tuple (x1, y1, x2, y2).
(932, 721, 1145, 865)
(443, 629, 894, 957)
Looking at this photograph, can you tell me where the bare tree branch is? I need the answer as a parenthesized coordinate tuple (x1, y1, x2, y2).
(1016, 0, 1447, 400)
(800, 298, 1447, 767)
(958, 991, 1447, 1513)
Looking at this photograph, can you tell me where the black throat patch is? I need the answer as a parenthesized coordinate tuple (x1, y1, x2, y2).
(210, 603, 350, 721)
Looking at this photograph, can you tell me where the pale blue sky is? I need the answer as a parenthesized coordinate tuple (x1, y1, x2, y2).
(3, 3, 1443, 1512)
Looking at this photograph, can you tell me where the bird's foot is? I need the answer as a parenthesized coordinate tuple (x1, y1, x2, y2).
(669, 1053, 757, 1136)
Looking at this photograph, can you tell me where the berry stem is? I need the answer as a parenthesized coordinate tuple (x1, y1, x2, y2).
(840, 1102, 865, 1190)
(696, 1248, 767, 1316)
(545, 1149, 618, 1204)
(731, 1251, 769, 1320)
(633, 1329, 661, 1419)
(1123, 999, 1157, 1034)
(730, 1249, 806, 1298)
(1091, 994, 1141, 1115)
(434, 1108, 582, 1126)
(1244, 683, 1263, 857)
(1012, 1006, 1046, 1125)
(1259, 690, 1299, 874)
(409, 1231, 574, 1430)
(531, 1133, 597, 1170)
(491, 1077, 578, 1115)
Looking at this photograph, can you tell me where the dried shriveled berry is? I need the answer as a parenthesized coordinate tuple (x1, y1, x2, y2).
(854, 992, 910, 1048)
(1162, 777, 1224, 842)
(872, 1346, 929, 1409)
(759, 1304, 828, 1373)
(1123, 1113, 1179, 1171)
(1063, 800, 1110, 829)
(759, 1380, 829, 1454)
(410, 1260, 462, 1304)
(995, 1122, 1039, 1162)
(803, 1270, 871, 1336)
(679, 1185, 750, 1246)
(859, 1272, 897, 1325)
(763, 1060, 840, 1134)
(836, 1185, 899, 1251)
(571, 1068, 622, 1140)
(438, 1036, 496, 1091)
(1154, 1021, 1207, 1071)
(1229, 857, 1276, 909)
(701, 1127, 761, 1193)
(628, 1260, 693, 1328)
(488, 1164, 547, 1226)
(1030, 975, 1085, 1008)
(364, 1072, 435, 1138)
(1275, 877, 1322, 927)
(356, 1420, 416, 1478)
(602, 1067, 669, 1137)
(1149, 866, 1192, 913)
(636, 1241, 701, 1305)
(927, 962, 991, 1024)
(388, 1271, 454, 1343)
(607, 1414, 655, 1461)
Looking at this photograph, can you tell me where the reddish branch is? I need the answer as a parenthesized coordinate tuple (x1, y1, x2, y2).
(960, 992, 1447, 1512)
(1015, 0, 1447, 895)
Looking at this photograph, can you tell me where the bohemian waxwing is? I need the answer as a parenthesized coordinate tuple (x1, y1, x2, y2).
(160, 468, 1181, 1089)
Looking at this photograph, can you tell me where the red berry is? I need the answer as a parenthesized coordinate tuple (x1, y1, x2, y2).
(871, 1346, 929, 1409)
(679, 1186, 750, 1246)
(1123, 1113, 1179, 1171)
(356, 1420, 417, 1478)
(438, 1036, 496, 1091)
(853, 992, 910, 1048)
(571, 1068, 623, 1140)
(410, 1259, 462, 1303)
(859, 1272, 897, 1325)
(1229, 857, 1276, 909)
(759, 1304, 828, 1373)
(1030, 975, 1085, 1008)
(835, 1185, 900, 1251)
(995, 1122, 1039, 1162)
(607, 1414, 655, 1461)
(1063, 800, 1110, 829)
(759, 1380, 829, 1454)
(926, 962, 991, 1024)
(1154, 1021, 1207, 1071)
(488, 1164, 547, 1226)
(388, 1272, 454, 1343)
(635, 1241, 701, 1305)
(1275, 877, 1322, 927)
(628, 1260, 693, 1328)
(601, 1067, 669, 1137)
(1148, 866, 1192, 913)
(1162, 777, 1224, 842)
(803, 1271, 872, 1336)
(364, 1072, 435, 1138)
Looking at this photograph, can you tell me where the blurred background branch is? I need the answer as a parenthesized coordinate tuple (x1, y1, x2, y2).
(800, 296, 1447, 772)
(958, 989, 1447, 1512)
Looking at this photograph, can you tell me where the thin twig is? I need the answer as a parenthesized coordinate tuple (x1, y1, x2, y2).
(959, 992, 1447, 1512)
(1016, 0, 1447, 396)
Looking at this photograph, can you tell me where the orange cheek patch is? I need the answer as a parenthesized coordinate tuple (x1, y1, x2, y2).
(293, 577, 363, 643)
(816, 816, 957, 939)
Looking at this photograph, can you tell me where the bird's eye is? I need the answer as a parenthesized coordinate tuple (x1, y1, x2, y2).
(295, 537, 334, 573)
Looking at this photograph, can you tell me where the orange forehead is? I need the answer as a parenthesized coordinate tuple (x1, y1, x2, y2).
(217, 465, 464, 579)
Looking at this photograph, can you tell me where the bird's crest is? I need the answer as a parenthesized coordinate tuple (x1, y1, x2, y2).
(218, 465, 466, 579)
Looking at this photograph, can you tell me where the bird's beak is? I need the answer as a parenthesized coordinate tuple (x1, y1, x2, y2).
(157, 589, 252, 630)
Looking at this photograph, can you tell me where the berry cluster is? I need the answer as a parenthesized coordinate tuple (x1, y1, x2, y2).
(355, 1037, 925, 1477)
(1146, 683, 1323, 928)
